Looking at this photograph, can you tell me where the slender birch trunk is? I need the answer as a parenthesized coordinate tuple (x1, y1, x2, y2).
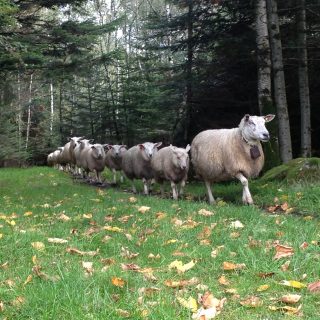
(50, 81, 54, 135)
(17, 71, 22, 153)
(25, 73, 33, 150)
(267, 0, 292, 163)
(297, 0, 311, 157)
(256, 0, 280, 167)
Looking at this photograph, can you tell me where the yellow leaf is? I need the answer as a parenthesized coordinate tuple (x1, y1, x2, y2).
(257, 284, 270, 292)
(103, 226, 123, 232)
(240, 296, 263, 307)
(31, 242, 45, 251)
(138, 206, 151, 214)
(169, 260, 196, 273)
(198, 209, 215, 216)
(83, 213, 93, 219)
(177, 296, 198, 313)
(32, 255, 37, 265)
(24, 275, 33, 285)
(165, 239, 178, 245)
(112, 277, 126, 288)
(0, 233, 3, 239)
(222, 261, 246, 271)
(6, 220, 16, 226)
(24, 211, 33, 216)
(129, 197, 137, 203)
(279, 280, 306, 289)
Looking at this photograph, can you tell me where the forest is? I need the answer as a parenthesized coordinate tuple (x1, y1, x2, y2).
(0, 0, 319, 168)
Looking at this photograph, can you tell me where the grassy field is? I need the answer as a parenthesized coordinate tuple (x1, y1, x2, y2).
(0, 166, 319, 319)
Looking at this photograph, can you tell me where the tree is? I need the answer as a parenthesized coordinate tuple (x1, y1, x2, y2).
(267, 0, 292, 163)
(296, 0, 311, 157)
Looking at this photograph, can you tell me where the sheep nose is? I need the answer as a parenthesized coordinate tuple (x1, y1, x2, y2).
(263, 133, 270, 140)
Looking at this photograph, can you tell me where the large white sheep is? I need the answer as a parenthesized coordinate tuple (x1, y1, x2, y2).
(151, 145, 190, 200)
(68, 136, 83, 173)
(75, 139, 93, 177)
(122, 142, 162, 194)
(105, 144, 127, 184)
(81, 143, 106, 183)
(191, 114, 275, 205)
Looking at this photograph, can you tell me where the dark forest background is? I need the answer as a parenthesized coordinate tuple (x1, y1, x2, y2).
(0, 0, 319, 168)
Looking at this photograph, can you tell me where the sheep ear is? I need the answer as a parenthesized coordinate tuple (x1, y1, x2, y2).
(185, 144, 191, 153)
(264, 114, 275, 123)
(91, 145, 96, 149)
(103, 144, 111, 150)
(89, 139, 94, 143)
(155, 142, 162, 148)
(120, 145, 127, 149)
(138, 144, 145, 150)
(244, 114, 250, 122)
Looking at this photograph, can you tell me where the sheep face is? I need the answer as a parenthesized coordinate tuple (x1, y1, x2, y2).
(138, 142, 162, 161)
(79, 139, 91, 150)
(111, 145, 127, 158)
(91, 144, 105, 160)
(170, 145, 190, 170)
(70, 137, 83, 149)
(240, 114, 275, 143)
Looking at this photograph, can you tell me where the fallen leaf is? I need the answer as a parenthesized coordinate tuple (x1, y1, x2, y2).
(177, 296, 198, 313)
(197, 226, 212, 240)
(257, 284, 270, 292)
(148, 253, 161, 259)
(240, 296, 263, 308)
(31, 242, 45, 251)
(230, 220, 244, 229)
(66, 247, 98, 256)
(47, 238, 68, 244)
(222, 261, 246, 271)
(155, 212, 166, 220)
(198, 209, 215, 216)
(258, 272, 275, 279)
(279, 280, 306, 289)
(218, 275, 230, 286)
(103, 226, 123, 232)
(280, 294, 301, 304)
(121, 263, 141, 271)
(169, 259, 196, 274)
(0, 301, 4, 312)
(164, 277, 199, 288)
(24, 211, 33, 216)
(307, 280, 320, 293)
(299, 242, 308, 250)
(83, 213, 92, 219)
(58, 213, 70, 221)
(280, 260, 291, 271)
(116, 309, 130, 317)
(32, 265, 60, 281)
(138, 206, 151, 214)
(129, 196, 137, 203)
(165, 239, 178, 245)
(273, 244, 294, 260)
(23, 275, 33, 285)
(269, 305, 302, 315)
(121, 247, 139, 259)
(112, 277, 126, 288)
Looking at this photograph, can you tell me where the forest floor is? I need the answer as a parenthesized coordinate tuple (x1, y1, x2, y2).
(0, 167, 319, 319)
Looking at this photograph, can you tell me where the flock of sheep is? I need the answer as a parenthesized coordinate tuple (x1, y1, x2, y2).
(47, 114, 275, 204)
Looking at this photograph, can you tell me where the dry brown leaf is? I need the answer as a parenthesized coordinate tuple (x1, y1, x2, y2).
(218, 275, 230, 286)
(269, 304, 302, 315)
(101, 258, 116, 265)
(24, 211, 33, 216)
(118, 215, 133, 223)
(66, 247, 99, 256)
(125, 233, 133, 241)
(11, 296, 25, 307)
(273, 244, 294, 260)
(155, 212, 166, 220)
(120, 247, 139, 259)
(58, 213, 70, 221)
(148, 253, 161, 259)
(129, 196, 137, 203)
(222, 261, 246, 271)
(121, 263, 141, 271)
(299, 242, 308, 250)
(200, 239, 211, 246)
(164, 277, 199, 288)
(257, 272, 275, 279)
(280, 260, 291, 271)
(101, 235, 112, 242)
(240, 296, 263, 308)
(307, 280, 320, 293)
(111, 277, 126, 288)
(197, 226, 212, 240)
(172, 250, 186, 257)
(32, 265, 60, 281)
(230, 232, 240, 239)
(0, 301, 4, 312)
(116, 309, 130, 317)
(138, 287, 161, 296)
(23, 275, 32, 285)
(280, 294, 301, 304)
(138, 206, 151, 214)
(198, 209, 215, 216)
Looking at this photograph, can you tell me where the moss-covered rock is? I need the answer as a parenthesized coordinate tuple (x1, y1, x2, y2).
(261, 157, 320, 182)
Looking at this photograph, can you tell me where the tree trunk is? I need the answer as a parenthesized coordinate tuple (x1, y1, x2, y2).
(17, 71, 22, 153)
(297, 0, 311, 157)
(58, 80, 64, 141)
(256, 0, 280, 168)
(25, 73, 33, 150)
(50, 81, 54, 135)
(184, 0, 194, 143)
(267, 0, 292, 163)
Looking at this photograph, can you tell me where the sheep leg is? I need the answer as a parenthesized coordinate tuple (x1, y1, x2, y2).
(235, 173, 253, 205)
(179, 179, 186, 198)
(159, 183, 165, 198)
(131, 179, 137, 194)
(204, 180, 215, 204)
(120, 172, 124, 183)
(142, 178, 149, 195)
(171, 181, 178, 200)
(96, 170, 102, 184)
(112, 169, 117, 184)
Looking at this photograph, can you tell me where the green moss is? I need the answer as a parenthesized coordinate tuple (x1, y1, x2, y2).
(261, 157, 320, 182)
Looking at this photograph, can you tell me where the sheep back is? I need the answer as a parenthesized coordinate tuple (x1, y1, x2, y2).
(191, 128, 264, 182)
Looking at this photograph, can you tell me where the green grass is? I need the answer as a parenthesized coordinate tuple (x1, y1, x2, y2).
(0, 167, 320, 319)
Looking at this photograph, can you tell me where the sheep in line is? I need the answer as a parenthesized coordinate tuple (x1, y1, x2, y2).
(105, 144, 127, 184)
(122, 142, 162, 195)
(151, 144, 190, 200)
(191, 114, 275, 205)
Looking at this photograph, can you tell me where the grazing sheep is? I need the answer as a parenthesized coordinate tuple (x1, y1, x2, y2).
(105, 144, 127, 184)
(47, 152, 54, 167)
(81, 143, 106, 183)
(191, 114, 275, 205)
(122, 142, 162, 194)
(151, 145, 190, 200)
